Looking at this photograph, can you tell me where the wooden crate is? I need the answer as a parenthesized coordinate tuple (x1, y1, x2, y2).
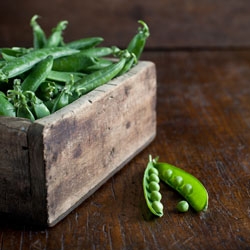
(0, 61, 156, 227)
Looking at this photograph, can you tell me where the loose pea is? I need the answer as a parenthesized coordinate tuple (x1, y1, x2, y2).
(150, 191, 162, 201)
(176, 200, 189, 212)
(148, 181, 160, 192)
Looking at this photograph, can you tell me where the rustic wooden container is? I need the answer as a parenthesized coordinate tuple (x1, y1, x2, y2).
(0, 61, 156, 227)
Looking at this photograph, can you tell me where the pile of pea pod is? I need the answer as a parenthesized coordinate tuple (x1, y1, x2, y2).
(0, 15, 150, 121)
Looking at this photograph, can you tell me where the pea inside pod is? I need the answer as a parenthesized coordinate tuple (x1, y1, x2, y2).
(154, 160, 208, 212)
(143, 155, 164, 217)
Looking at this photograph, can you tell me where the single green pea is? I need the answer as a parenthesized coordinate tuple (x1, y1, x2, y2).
(173, 176, 184, 187)
(162, 169, 173, 180)
(148, 167, 159, 176)
(148, 181, 160, 192)
(176, 200, 189, 212)
(151, 201, 164, 214)
(182, 184, 193, 196)
(148, 173, 160, 183)
(150, 191, 162, 201)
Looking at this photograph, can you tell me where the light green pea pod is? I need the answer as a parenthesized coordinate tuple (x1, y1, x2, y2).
(154, 159, 209, 212)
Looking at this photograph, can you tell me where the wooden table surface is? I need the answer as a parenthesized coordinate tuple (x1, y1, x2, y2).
(0, 50, 250, 250)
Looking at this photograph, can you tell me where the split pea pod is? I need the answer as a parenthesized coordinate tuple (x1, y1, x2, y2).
(21, 55, 53, 92)
(127, 20, 150, 60)
(0, 47, 79, 81)
(73, 57, 127, 97)
(154, 160, 209, 212)
(30, 15, 47, 49)
(143, 155, 164, 217)
(65, 37, 104, 50)
(0, 91, 16, 117)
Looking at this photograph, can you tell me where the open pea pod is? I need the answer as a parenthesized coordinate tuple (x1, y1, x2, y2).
(153, 159, 208, 212)
(143, 155, 164, 217)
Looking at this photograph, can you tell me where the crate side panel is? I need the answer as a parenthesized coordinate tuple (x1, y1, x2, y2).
(0, 117, 32, 217)
(27, 122, 48, 226)
(40, 61, 156, 225)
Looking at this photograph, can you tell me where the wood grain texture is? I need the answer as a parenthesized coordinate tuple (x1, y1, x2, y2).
(1, 0, 250, 48)
(0, 117, 32, 218)
(0, 51, 249, 249)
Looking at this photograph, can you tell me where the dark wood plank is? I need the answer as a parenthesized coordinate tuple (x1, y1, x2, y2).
(0, 50, 249, 249)
(1, 0, 250, 48)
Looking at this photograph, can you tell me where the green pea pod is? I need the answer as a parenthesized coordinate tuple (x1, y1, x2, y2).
(143, 155, 164, 217)
(0, 91, 16, 117)
(21, 55, 53, 92)
(47, 70, 85, 83)
(37, 81, 61, 100)
(79, 47, 114, 57)
(30, 15, 47, 49)
(73, 57, 127, 97)
(51, 76, 74, 113)
(1, 47, 33, 61)
(0, 47, 79, 81)
(65, 37, 104, 50)
(17, 104, 35, 121)
(45, 20, 68, 48)
(117, 53, 137, 76)
(154, 159, 209, 212)
(30, 95, 50, 119)
(85, 58, 113, 73)
(52, 53, 98, 72)
(51, 90, 70, 113)
(127, 20, 150, 60)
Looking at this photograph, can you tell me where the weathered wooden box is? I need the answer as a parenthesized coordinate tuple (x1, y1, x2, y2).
(0, 61, 156, 227)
